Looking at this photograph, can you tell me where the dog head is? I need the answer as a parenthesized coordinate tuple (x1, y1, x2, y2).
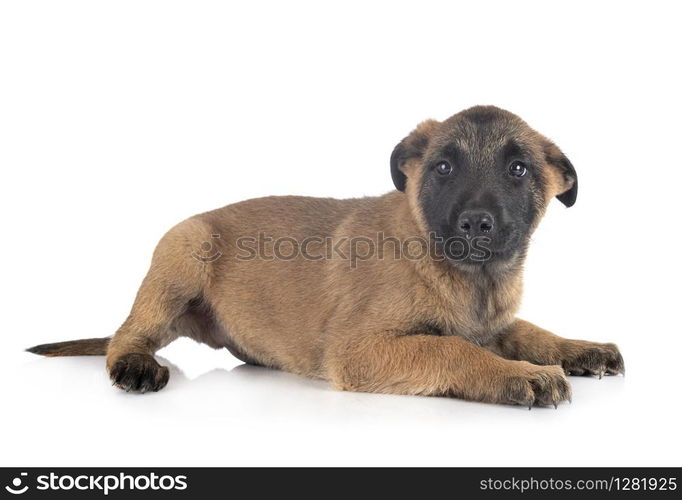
(391, 106, 577, 269)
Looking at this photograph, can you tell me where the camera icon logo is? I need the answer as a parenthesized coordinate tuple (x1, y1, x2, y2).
(5, 472, 28, 495)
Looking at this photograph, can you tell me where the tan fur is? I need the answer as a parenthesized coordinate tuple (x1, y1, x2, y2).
(29, 106, 622, 405)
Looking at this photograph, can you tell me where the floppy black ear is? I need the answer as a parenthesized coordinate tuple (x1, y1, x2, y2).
(544, 142, 578, 207)
(390, 120, 438, 192)
(390, 142, 408, 191)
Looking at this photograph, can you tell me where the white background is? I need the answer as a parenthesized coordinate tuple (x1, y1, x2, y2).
(1, 0, 680, 467)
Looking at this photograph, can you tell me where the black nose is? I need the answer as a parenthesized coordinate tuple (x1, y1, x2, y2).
(456, 210, 495, 237)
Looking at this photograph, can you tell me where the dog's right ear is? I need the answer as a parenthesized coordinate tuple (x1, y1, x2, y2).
(543, 140, 578, 207)
(390, 120, 439, 192)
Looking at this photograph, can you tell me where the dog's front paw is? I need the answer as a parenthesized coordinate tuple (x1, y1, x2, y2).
(501, 363, 571, 408)
(109, 353, 169, 393)
(560, 342, 624, 378)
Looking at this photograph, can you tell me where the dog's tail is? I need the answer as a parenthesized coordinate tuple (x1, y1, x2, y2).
(26, 337, 110, 357)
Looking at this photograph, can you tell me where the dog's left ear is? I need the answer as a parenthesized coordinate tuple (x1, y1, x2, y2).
(543, 140, 578, 207)
(390, 120, 439, 192)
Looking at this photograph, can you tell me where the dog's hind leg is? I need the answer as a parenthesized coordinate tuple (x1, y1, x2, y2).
(107, 218, 217, 393)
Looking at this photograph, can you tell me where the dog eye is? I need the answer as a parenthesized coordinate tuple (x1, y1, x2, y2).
(436, 161, 453, 175)
(508, 161, 527, 178)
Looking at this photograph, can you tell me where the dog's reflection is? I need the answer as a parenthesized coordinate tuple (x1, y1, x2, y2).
(158, 357, 326, 391)
(138, 356, 405, 420)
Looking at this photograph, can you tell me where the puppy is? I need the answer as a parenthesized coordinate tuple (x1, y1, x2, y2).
(28, 106, 624, 407)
